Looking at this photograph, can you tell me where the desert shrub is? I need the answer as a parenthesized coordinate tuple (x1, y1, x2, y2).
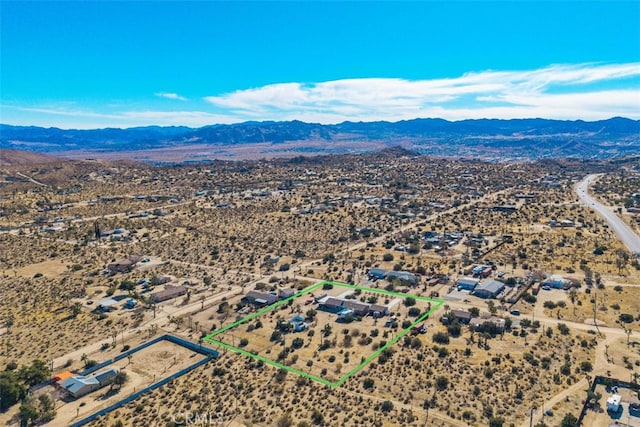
(432, 332, 450, 344)
(619, 313, 634, 323)
(435, 375, 448, 390)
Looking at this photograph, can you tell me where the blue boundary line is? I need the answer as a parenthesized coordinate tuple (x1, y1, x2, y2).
(69, 335, 218, 427)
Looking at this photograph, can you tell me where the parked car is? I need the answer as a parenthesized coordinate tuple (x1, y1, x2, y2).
(510, 309, 520, 316)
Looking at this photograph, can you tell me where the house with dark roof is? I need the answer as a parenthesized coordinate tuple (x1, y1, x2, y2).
(278, 288, 296, 299)
(367, 268, 387, 280)
(242, 290, 278, 307)
(342, 300, 371, 316)
(107, 259, 136, 274)
(150, 285, 187, 303)
(318, 297, 346, 313)
(318, 296, 389, 318)
(369, 304, 389, 317)
(441, 309, 473, 324)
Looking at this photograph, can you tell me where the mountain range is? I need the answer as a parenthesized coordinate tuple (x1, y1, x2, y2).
(1, 117, 638, 161)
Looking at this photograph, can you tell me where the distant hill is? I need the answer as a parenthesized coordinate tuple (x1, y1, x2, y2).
(0, 149, 63, 166)
(1, 118, 638, 161)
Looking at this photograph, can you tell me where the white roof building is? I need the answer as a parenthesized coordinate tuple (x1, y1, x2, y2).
(606, 394, 622, 412)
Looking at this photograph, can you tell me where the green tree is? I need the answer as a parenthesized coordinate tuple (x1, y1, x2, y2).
(113, 371, 128, 389)
(18, 400, 39, 425)
(0, 370, 27, 411)
(37, 394, 55, 422)
(436, 375, 449, 390)
(381, 400, 394, 412)
(311, 409, 324, 425)
(19, 359, 50, 386)
(560, 413, 578, 427)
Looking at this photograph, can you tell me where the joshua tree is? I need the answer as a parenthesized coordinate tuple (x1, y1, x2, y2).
(71, 302, 83, 318)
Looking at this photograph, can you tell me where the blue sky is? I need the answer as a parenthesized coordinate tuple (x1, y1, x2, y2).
(1, 1, 639, 129)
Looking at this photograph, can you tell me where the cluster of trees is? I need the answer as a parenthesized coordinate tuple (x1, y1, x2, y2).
(1, 359, 51, 413)
(18, 395, 56, 426)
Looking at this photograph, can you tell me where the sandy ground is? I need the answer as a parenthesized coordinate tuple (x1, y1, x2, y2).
(12, 259, 68, 278)
(48, 340, 204, 427)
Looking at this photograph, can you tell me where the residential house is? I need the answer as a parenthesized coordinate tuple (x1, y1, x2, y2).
(241, 290, 278, 307)
(446, 309, 473, 324)
(342, 300, 371, 316)
(150, 285, 187, 303)
(472, 280, 505, 299)
(318, 297, 344, 313)
(369, 304, 389, 317)
(107, 258, 136, 274)
(386, 270, 419, 286)
(543, 274, 569, 289)
(318, 296, 388, 317)
(60, 368, 119, 398)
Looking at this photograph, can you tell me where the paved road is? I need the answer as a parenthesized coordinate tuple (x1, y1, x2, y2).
(575, 174, 640, 255)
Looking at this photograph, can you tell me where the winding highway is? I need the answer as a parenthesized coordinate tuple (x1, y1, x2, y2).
(575, 174, 640, 255)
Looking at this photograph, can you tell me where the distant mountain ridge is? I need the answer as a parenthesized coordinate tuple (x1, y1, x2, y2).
(1, 117, 638, 160)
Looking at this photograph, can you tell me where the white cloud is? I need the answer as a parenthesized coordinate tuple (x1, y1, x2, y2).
(155, 92, 187, 101)
(204, 62, 640, 122)
(4, 105, 239, 129)
(3, 63, 639, 128)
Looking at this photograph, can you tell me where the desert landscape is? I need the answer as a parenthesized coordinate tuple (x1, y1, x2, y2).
(0, 151, 639, 426)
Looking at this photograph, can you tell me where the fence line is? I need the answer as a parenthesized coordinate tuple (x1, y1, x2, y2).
(577, 376, 640, 424)
(68, 335, 217, 427)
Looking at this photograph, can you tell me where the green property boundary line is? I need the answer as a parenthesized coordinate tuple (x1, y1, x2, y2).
(203, 280, 444, 388)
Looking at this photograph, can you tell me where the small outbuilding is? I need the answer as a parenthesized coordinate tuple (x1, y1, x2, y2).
(97, 298, 119, 312)
(368, 268, 387, 280)
(606, 394, 622, 412)
(278, 288, 296, 299)
(457, 277, 480, 291)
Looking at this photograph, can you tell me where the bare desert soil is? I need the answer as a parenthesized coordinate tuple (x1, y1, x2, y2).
(1, 155, 639, 426)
